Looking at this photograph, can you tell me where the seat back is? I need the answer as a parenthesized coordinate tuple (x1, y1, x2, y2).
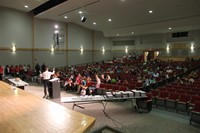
(151, 90, 159, 97)
(106, 84, 113, 90)
(193, 101, 200, 112)
(158, 87, 167, 92)
(158, 91, 168, 98)
(129, 83, 135, 90)
(100, 83, 106, 89)
(167, 88, 175, 93)
(146, 93, 152, 101)
(176, 89, 186, 94)
(186, 91, 196, 96)
(168, 93, 179, 100)
(190, 95, 200, 104)
(112, 85, 120, 92)
(119, 86, 128, 91)
(179, 94, 190, 102)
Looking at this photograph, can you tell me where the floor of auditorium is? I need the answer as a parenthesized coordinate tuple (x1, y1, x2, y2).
(25, 83, 200, 133)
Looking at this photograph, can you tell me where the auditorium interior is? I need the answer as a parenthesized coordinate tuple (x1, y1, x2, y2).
(0, 0, 200, 133)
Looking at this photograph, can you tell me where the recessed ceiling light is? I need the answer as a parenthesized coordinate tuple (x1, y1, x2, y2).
(24, 5, 28, 8)
(168, 27, 172, 30)
(108, 19, 112, 22)
(64, 16, 68, 19)
(79, 11, 83, 14)
(116, 34, 119, 36)
(149, 10, 153, 13)
(93, 22, 96, 25)
(131, 32, 134, 34)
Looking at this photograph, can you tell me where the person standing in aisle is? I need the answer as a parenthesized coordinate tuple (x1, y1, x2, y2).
(40, 66, 55, 99)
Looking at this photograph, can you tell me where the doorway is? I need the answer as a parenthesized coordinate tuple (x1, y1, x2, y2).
(144, 51, 159, 62)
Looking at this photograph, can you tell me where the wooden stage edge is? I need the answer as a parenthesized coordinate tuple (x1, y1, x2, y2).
(0, 81, 95, 133)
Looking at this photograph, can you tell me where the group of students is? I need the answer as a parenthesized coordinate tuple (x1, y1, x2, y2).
(0, 64, 32, 81)
(63, 73, 101, 96)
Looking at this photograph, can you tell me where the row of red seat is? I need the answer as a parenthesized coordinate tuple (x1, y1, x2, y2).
(151, 89, 200, 114)
(157, 87, 200, 96)
(166, 83, 200, 89)
(90, 82, 128, 94)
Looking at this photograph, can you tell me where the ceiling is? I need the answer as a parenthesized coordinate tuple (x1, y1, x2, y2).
(1, 0, 200, 37)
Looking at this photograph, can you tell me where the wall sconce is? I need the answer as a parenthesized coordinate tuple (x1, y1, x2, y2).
(11, 44, 16, 52)
(155, 51, 159, 56)
(50, 45, 54, 53)
(166, 45, 170, 52)
(191, 43, 194, 52)
(125, 47, 128, 53)
(102, 47, 105, 54)
(80, 46, 83, 54)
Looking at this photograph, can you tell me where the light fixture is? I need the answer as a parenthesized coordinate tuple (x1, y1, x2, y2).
(168, 27, 172, 30)
(11, 44, 16, 52)
(191, 43, 194, 52)
(79, 11, 83, 14)
(64, 16, 68, 19)
(93, 22, 96, 25)
(125, 47, 128, 53)
(50, 45, 54, 53)
(155, 51, 159, 56)
(149, 10, 153, 13)
(116, 34, 119, 36)
(24, 5, 28, 8)
(80, 46, 83, 54)
(108, 18, 112, 22)
(102, 47, 105, 54)
(131, 32, 134, 34)
(166, 45, 170, 52)
(54, 30, 59, 34)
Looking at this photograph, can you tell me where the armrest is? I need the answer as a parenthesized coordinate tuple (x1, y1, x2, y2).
(145, 100, 152, 102)
(166, 99, 175, 102)
(191, 111, 200, 115)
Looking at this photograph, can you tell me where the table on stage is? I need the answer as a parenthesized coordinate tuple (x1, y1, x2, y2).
(0, 81, 95, 133)
(60, 94, 147, 114)
(7, 78, 28, 90)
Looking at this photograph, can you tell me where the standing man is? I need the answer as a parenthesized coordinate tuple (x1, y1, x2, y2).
(40, 66, 55, 99)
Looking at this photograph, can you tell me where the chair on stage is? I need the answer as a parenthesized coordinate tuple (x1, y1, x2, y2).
(166, 93, 179, 110)
(190, 101, 200, 125)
